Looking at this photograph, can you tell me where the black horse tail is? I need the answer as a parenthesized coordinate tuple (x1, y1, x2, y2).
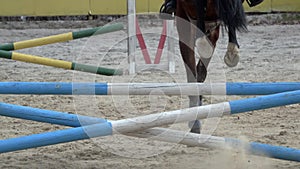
(214, 0, 247, 32)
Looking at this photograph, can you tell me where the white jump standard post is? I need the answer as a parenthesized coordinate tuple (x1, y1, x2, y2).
(166, 20, 175, 73)
(127, 0, 175, 74)
(127, 0, 137, 74)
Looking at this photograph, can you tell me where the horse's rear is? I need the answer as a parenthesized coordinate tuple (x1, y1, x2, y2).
(176, 0, 247, 133)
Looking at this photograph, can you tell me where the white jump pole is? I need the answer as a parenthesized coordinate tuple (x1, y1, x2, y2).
(129, 128, 300, 162)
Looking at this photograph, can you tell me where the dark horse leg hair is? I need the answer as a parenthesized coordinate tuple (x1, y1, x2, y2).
(228, 26, 239, 48)
(195, 0, 206, 38)
(216, 0, 247, 49)
(215, 0, 247, 31)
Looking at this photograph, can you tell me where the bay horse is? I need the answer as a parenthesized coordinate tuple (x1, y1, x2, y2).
(176, 0, 247, 133)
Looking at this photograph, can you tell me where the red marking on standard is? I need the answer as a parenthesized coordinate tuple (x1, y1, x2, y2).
(135, 19, 168, 65)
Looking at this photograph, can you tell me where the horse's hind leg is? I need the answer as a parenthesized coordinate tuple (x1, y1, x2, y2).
(194, 25, 220, 133)
(176, 10, 201, 133)
(224, 24, 240, 67)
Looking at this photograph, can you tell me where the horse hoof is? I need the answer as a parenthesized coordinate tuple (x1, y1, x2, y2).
(224, 42, 240, 67)
(188, 120, 201, 134)
(196, 36, 214, 59)
(190, 127, 201, 134)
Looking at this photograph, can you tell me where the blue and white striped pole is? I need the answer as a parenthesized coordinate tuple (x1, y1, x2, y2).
(0, 102, 106, 127)
(0, 82, 299, 95)
(0, 90, 300, 162)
